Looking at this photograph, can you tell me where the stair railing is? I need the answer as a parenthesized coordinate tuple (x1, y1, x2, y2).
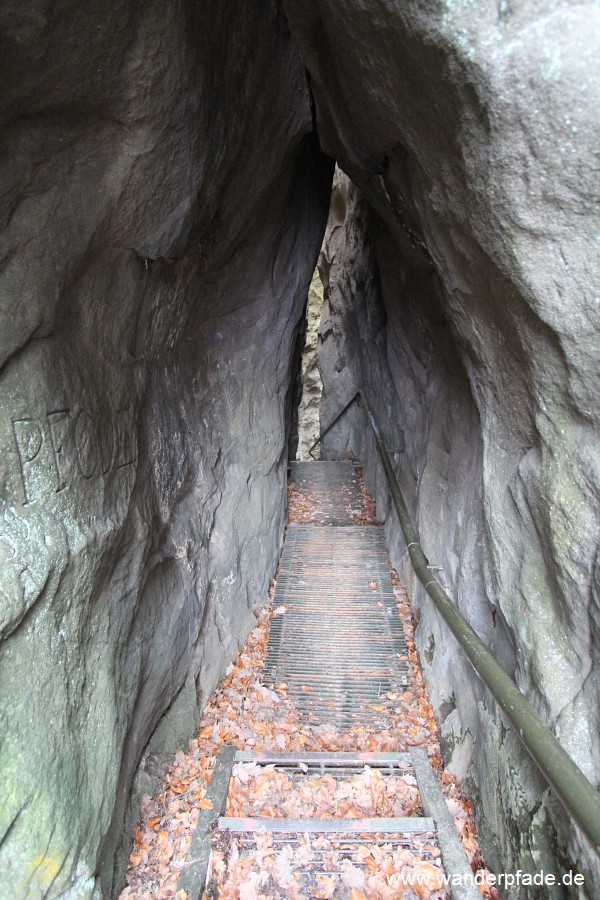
(309, 389, 600, 851)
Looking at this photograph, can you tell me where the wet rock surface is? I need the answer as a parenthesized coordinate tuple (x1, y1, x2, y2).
(0, 3, 332, 895)
(282, 1, 600, 892)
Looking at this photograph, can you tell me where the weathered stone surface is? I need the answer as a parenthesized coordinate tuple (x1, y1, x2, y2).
(3, 0, 599, 894)
(284, 2, 600, 892)
(0, 3, 332, 896)
(296, 268, 324, 460)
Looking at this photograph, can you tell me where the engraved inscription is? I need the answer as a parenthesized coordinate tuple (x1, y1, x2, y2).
(47, 410, 72, 492)
(74, 409, 99, 479)
(12, 418, 44, 505)
(98, 407, 115, 476)
(11, 404, 137, 505)
(115, 407, 137, 469)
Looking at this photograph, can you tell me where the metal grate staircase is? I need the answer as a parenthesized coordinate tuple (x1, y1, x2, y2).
(176, 461, 479, 899)
(178, 747, 479, 899)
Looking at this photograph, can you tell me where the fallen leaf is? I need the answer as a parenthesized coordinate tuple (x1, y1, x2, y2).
(350, 889, 366, 900)
(314, 874, 337, 898)
(273, 845, 295, 887)
(413, 862, 445, 896)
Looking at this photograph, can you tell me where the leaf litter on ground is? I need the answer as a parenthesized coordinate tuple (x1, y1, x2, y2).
(121, 470, 499, 900)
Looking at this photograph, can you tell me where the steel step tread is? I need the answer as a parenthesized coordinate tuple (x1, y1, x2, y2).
(217, 815, 436, 834)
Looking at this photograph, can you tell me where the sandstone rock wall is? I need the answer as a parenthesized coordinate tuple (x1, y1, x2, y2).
(296, 268, 324, 460)
(3, 0, 599, 894)
(0, 3, 332, 895)
(283, 2, 600, 892)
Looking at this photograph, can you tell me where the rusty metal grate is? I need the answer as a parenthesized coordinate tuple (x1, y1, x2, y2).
(289, 461, 366, 525)
(265, 525, 408, 728)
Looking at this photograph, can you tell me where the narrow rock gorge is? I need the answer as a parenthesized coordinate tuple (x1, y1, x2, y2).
(0, 0, 598, 897)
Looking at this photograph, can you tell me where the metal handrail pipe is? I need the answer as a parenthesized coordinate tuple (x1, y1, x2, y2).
(307, 392, 360, 459)
(357, 390, 600, 850)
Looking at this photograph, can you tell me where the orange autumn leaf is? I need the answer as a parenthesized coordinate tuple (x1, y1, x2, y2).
(414, 863, 445, 896)
(147, 817, 161, 829)
(350, 890, 366, 900)
(259, 805, 279, 817)
(197, 798, 213, 809)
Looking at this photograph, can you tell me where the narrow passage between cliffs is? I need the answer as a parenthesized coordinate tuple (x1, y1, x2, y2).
(121, 465, 497, 899)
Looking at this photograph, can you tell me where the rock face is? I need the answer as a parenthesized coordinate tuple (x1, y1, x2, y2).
(284, 1, 600, 892)
(296, 269, 324, 460)
(2, 0, 599, 894)
(0, 3, 332, 895)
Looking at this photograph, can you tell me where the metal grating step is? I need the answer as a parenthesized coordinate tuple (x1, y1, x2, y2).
(218, 816, 435, 833)
(176, 749, 480, 898)
(210, 830, 443, 891)
(289, 460, 366, 525)
(216, 750, 439, 888)
(264, 525, 409, 728)
(198, 750, 479, 900)
(232, 750, 414, 779)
